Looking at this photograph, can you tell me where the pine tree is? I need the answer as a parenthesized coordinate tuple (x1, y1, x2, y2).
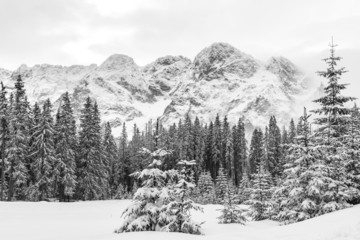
(246, 163, 273, 221)
(312, 40, 356, 212)
(248, 129, 264, 174)
(55, 92, 77, 201)
(212, 115, 222, 178)
(215, 167, 228, 203)
(267, 116, 282, 177)
(29, 99, 57, 201)
(161, 160, 203, 234)
(344, 104, 360, 204)
(6, 75, 29, 200)
(222, 116, 230, 174)
(77, 98, 106, 200)
(195, 171, 215, 204)
(238, 173, 252, 203)
(204, 122, 214, 176)
(193, 116, 204, 181)
(116, 148, 173, 233)
(225, 132, 234, 181)
(119, 122, 131, 191)
(274, 108, 326, 224)
(103, 122, 119, 198)
(27, 102, 41, 186)
(218, 184, 247, 224)
(0, 82, 9, 201)
(288, 118, 296, 144)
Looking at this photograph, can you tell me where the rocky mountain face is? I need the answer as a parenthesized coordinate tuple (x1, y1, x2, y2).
(0, 42, 317, 135)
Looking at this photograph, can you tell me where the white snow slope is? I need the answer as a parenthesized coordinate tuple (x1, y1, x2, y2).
(0, 200, 359, 240)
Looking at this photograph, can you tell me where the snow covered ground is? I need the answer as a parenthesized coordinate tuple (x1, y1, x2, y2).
(0, 200, 359, 240)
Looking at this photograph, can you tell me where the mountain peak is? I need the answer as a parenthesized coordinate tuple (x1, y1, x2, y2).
(193, 42, 259, 80)
(266, 56, 301, 83)
(99, 54, 137, 70)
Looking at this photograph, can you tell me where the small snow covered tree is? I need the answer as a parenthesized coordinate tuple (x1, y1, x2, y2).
(161, 160, 203, 234)
(238, 173, 252, 203)
(218, 184, 247, 224)
(246, 163, 273, 221)
(215, 167, 228, 203)
(195, 171, 215, 204)
(116, 148, 173, 233)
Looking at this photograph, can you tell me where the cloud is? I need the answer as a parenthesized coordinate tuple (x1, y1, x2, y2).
(0, 0, 359, 93)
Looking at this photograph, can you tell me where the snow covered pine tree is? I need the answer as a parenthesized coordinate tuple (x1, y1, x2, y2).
(161, 160, 203, 234)
(218, 184, 247, 224)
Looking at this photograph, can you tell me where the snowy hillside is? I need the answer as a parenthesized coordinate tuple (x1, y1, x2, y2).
(0, 200, 359, 240)
(0, 43, 319, 135)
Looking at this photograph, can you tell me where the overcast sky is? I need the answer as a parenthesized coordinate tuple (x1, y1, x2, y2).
(0, 0, 359, 96)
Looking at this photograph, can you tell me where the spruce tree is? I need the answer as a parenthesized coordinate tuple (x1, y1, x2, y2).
(195, 171, 215, 204)
(238, 173, 252, 203)
(248, 129, 264, 174)
(29, 99, 57, 201)
(267, 116, 282, 177)
(193, 116, 204, 180)
(116, 148, 173, 233)
(343, 104, 360, 204)
(77, 98, 106, 200)
(246, 163, 273, 221)
(0, 82, 9, 201)
(218, 184, 247, 224)
(215, 167, 228, 203)
(204, 122, 214, 176)
(212, 115, 222, 179)
(161, 160, 203, 234)
(55, 92, 77, 201)
(7, 75, 29, 200)
(103, 122, 119, 198)
(288, 119, 296, 144)
(274, 108, 326, 224)
(119, 122, 131, 191)
(312, 40, 356, 212)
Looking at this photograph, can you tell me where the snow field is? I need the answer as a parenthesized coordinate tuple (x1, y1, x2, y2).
(0, 200, 359, 240)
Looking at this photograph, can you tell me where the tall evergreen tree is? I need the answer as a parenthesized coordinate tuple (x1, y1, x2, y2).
(6, 75, 29, 200)
(267, 116, 282, 177)
(212, 115, 222, 179)
(312, 40, 356, 211)
(103, 122, 119, 198)
(248, 129, 264, 175)
(0, 82, 9, 201)
(55, 92, 77, 201)
(288, 118, 297, 144)
(77, 98, 106, 200)
(119, 122, 131, 191)
(29, 99, 57, 201)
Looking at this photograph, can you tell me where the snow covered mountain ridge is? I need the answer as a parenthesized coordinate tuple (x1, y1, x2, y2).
(0, 42, 318, 135)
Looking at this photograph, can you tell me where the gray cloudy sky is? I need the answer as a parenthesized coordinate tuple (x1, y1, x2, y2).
(0, 0, 359, 96)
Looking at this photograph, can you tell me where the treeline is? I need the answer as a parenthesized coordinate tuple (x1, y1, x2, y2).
(0, 75, 294, 202)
